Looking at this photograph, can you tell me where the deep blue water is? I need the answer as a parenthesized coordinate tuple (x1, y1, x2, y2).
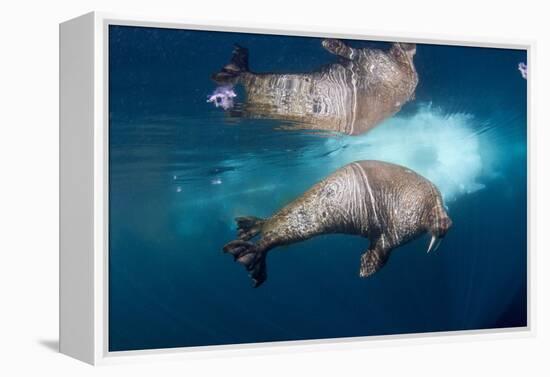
(108, 25, 527, 352)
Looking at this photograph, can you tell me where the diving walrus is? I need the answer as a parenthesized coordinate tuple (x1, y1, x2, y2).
(212, 39, 418, 135)
(223, 161, 452, 287)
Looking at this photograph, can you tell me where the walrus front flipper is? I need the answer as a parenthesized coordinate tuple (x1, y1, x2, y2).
(212, 44, 249, 84)
(236, 216, 265, 240)
(321, 39, 356, 60)
(223, 240, 267, 287)
(359, 243, 392, 278)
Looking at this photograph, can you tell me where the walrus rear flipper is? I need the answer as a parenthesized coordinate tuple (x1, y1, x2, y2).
(236, 216, 265, 240)
(223, 240, 267, 287)
(212, 44, 249, 84)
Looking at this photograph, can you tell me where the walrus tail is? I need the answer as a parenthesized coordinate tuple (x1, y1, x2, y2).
(212, 44, 249, 84)
(223, 240, 267, 288)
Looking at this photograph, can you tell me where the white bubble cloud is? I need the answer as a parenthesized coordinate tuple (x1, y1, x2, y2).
(317, 104, 497, 202)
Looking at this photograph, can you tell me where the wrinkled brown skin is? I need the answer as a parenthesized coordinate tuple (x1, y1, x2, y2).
(213, 39, 418, 135)
(223, 161, 452, 287)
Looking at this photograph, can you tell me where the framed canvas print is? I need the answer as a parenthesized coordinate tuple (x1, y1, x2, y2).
(59, 12, 532, 365)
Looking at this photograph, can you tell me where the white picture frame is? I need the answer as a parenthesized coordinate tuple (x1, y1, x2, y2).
(59, 11, 534, 365)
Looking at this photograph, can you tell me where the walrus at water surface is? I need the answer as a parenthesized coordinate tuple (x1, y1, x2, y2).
(212, 39, 418, 135)
(223, 161, 452, 287)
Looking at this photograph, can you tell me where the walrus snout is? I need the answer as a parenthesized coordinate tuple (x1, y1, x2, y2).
(438, 216, 453, 237)
(431, 208, 452, 238)
(426, 205, 452, 253)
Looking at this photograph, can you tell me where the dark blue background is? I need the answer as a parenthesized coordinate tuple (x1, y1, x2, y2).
(109, 25, 527, 351)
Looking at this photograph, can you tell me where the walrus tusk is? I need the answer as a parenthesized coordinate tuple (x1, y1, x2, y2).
(427, 235, 442, 253)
